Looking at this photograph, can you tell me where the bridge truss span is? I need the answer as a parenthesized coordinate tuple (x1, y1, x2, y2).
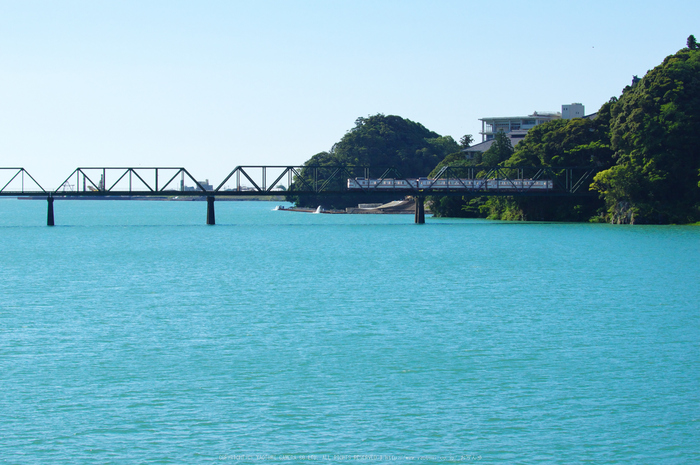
(0, 168, 46, 195)
(215, 165, 376, 195)
(55, 167, 209, 195)
(0, 164, 600, 225)
(344, 165, 598, 196)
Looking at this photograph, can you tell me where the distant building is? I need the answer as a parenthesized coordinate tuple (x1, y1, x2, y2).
(463, 133, 528, 159)
(562, 103, 585, 119)
(198, 179, 214, 191)
(478, 103, 586, 143)
(184, 179, 214, 191)
(479, 111, 560, 142)
(464, 103, 586, 158)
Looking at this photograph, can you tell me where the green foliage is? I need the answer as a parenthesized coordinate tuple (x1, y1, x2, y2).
(593, 47, 700, 223)
(479, 197, 525, 221)
(459, 134, 474, 148)
(482, 131, 514, 166)
(688, 35, 698, 50)
(432, 105, 615, 220)
(428, 152, 473, 177)
(479, 196, 604, 222)
(429, 132, 517, 218)
(506, 104, 614, 168)
(329, 115, 459, 174)
(429, 195, 483, 218)
(288, 114, 459, 208)
(426, 151, 485, 217)
(432, 47, 700, 224)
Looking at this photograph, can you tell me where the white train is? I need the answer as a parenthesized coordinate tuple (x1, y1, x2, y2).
(347, 177, 553, 190)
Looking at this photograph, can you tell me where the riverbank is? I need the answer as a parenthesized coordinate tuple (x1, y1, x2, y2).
(279, 198, 429, 215)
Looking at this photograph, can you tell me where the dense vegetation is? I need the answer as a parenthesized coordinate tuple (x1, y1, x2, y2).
(591, 45, 700, 223)
(288, 114, 459, 208)
(290, 40, 699, 222)
(431, 41, 700, 224)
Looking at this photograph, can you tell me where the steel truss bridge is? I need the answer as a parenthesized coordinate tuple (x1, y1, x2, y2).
(0, 165, 598, 225)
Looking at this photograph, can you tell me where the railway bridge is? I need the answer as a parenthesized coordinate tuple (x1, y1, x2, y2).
(0, 165, 597, 225)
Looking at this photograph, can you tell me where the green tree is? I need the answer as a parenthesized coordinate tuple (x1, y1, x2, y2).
(384, 47, 700, 223)
(426, 151, 486, 218)
(429, 84, 616, 220)
(288, 114, 459, 208)
(459, 134, 474, 148)
(592, 47, 700, 223)
(506, 103, 614, 168)
(481, 131, 513, 166)
(428, 151, 475, 177)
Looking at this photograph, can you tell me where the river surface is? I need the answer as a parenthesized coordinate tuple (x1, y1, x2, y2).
(1, 199, 698, 464)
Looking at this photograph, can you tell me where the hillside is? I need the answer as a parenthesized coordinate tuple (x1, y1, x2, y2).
(431, 41, 700, 224)
(288, 114, 459, 209)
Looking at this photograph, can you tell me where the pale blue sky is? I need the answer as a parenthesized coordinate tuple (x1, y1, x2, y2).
(1, 0, 697, 188)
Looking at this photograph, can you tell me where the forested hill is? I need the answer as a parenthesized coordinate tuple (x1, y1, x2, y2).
(288, 114, 459, 208)
(431, 41, 700, 224)
(590, 45, 700, 224)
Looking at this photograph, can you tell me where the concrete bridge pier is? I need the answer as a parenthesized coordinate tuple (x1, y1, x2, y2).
(206, 196, 215, 225)
(47, 195, 55, 226)
(414, 196, 425, 224)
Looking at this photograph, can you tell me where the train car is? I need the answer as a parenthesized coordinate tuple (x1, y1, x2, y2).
(347, 178, 416, 189)
(417, 178, 491, 189)
(347, 178, 553, 191)
(495, 180, 552, 190)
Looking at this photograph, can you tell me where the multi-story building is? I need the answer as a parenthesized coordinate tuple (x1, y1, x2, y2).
(478, 103, 586, 142)
(464, 103, 586, 158)
(562, 103, 585, 119)
(479, 111, 561, 142)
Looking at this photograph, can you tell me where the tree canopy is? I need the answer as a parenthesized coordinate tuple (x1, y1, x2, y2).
(288, 114, 459, 208)
(329, 114, 457, 175)
(591, 46, 700, 223)
(459, 134, 474, 148)
(430, 42, 700, 224)
(482, 131, 514, 166)
(505, 105, 614, 169)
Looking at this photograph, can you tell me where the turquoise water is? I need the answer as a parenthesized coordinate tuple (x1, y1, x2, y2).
(1, 199, 698, 463)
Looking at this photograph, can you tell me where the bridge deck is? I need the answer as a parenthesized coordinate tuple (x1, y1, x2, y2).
(1, 165, 598, 225)
(1, 165, 597, 196)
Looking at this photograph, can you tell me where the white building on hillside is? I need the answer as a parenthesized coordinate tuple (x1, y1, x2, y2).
(479, 111, 561, 142)
(562, 103, 585, 119)
(478, 103, 586, 142)
(464, 103, 586, 159)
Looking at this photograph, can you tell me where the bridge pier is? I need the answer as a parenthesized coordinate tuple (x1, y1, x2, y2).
(206, 196, 215, 225)
(414, 196, 425, 224)
(47, 195, 55, 226)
